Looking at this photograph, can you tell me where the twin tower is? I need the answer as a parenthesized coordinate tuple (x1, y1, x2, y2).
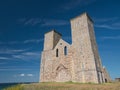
(40, 12, 111, 83)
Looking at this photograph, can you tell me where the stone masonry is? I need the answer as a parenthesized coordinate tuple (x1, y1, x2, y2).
(40, 12, 111, 83)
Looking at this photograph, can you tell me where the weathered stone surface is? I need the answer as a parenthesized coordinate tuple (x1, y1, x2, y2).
(40, 12, 111, 83)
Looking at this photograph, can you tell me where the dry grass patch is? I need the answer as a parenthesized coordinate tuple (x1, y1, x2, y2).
(3, 82, 120, 90)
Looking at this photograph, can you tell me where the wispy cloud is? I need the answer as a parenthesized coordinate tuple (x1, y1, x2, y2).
(23, 39, 43, 44)
(95, 24, 120, 30)
(22, 52, 40, 56)
(41, 19, 69, 26)
(18, 18, 42, 26)
(18, 18, 69, 26)
(12, 55, 24, 59)
(101, 36, 120, 40)
(94, 17, 120, 30)
(20, 73, 25, 77)
(0, 38, 43, 45)
(0, 48, 26, 54)
(17, 73, 34, 77)
(0, 48, 40, 66)
(25, 18, 42, 26)
(0, 57, 9, 60)
(12, 51, 40, 62)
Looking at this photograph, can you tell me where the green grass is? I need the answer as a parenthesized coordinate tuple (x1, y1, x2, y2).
(3, 84, 24, 90)
(3, 82, 120, 90)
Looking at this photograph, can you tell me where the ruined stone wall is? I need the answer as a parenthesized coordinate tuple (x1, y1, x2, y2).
(40, 12, 110, 83)
(70, 13, 99, 83)
(103, 67, 111, 82)
(40, 50, 54, 82)
(40, 37, 73, 82)
(52, 39, 72, 82)
(40, 30, 62, 82)
(87, 17, 104, 83)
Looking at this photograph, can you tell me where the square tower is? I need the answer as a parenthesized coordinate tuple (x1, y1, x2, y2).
(44, 30, 61, 51)
(70, 13, 104, 83)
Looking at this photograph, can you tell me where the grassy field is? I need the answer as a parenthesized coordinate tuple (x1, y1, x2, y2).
(3, 82, 120, 90)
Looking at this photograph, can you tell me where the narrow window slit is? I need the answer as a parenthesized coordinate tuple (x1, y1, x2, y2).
(56, 49, 58, 57)
(64, 46, 67, 55)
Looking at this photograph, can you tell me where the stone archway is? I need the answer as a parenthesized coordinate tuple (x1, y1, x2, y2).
(55, 64, 71, 82)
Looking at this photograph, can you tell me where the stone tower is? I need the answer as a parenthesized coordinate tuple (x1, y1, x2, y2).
(40, 12, 111, 83)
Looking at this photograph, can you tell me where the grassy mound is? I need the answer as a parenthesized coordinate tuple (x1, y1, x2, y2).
(3, 82, 120, 90)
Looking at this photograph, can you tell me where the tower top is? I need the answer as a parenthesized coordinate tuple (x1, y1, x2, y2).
(45, 30, 62, 36)
(70, 12, 94, 23)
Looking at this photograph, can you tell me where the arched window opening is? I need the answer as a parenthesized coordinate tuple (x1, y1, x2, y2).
(64, 46, 67, 55)
(56, 49, 58, 57)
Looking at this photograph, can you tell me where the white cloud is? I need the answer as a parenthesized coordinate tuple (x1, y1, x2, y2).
(15, 73, 34, 77)
(20, 74, 25, 77)
(22, 52, 40, 56)
(14, 73, 34, 77)
(19, 73, 34, 77)
(12, 55, 24, 59)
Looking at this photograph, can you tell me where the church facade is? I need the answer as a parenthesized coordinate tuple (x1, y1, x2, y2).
(40, 13, 111, 83)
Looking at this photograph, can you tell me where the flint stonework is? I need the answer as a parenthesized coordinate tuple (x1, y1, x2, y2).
(40, 13, 111, 83)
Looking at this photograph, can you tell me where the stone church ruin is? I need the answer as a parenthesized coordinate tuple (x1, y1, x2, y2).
(40, 12, 111, 83)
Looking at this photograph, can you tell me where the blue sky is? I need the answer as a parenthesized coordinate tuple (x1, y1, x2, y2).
(0, 0, 120, 83)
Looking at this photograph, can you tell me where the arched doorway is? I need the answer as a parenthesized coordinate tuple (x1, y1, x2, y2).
(55, 64, 71, 82)
(105, 78, 107, 83)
